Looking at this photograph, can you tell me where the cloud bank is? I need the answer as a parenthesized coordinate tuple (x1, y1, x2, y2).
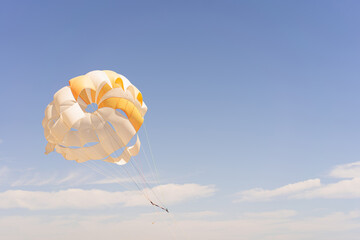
(329, 161, 360, 179)
(0, 184, 216, 210)
(0, 210, 359, 240)
(236, 161, 360, 202)
(236, 179, 321, 202)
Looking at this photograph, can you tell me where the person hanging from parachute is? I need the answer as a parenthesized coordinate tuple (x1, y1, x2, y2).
(150, 201, 169, 213)
(42, 70, 168, 213)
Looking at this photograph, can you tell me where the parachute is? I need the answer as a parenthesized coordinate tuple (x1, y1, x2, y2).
(42, 70, 167, 212)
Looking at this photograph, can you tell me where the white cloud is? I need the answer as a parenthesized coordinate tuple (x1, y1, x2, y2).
(91, 177, 135, 185)
(329, 161, 360, 179)
(154, 183, 216, 205)
(294, 177, 360, 199)
(243, 209, 297, 219)
(0, 210, 359, 240)
(236, 179, 321, 202)
(179, 211, 221, 219)
(236, 161, 360, 202)
(0, 183, 216, 210)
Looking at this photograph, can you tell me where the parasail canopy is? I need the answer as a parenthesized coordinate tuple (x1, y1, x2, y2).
(42, 70, 147, 165)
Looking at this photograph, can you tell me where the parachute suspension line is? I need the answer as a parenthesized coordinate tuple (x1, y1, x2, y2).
(143, 124, 161, 186)
(105, 160, 141, 192)
(140, 146, 159, 189)
(128, 157, 151, 196)
(130, 156, 154, 193)
(139, 134, 158, 186)
(82, 161, 132, 192)
(129, 143, 163, 208)
(89, 160, 134, 191)
(93, 162, 133, 191)
(122, 163, 151, 201)
(81, 114, 131, 189)
(88, 160, 123, 184)
(129, 155, 166, 212)
(141, 124, 188, 240)
(94, 112, 151, 198)
(128, 154, 151, 195)
(127, 155, 170, 214)
(129, 156, 167, 212)
(101, 112, 168, 210)
(85, 151, 150, 201)
(90, 112, 166, 211)
(143, 123, 168, 208)
(81, 113, 150, 201)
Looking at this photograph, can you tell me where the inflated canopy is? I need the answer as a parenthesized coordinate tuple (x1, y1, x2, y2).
(42, 70, 147, 165)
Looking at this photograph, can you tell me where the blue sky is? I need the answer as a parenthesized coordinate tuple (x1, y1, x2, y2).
(1, 1, 360, 239)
